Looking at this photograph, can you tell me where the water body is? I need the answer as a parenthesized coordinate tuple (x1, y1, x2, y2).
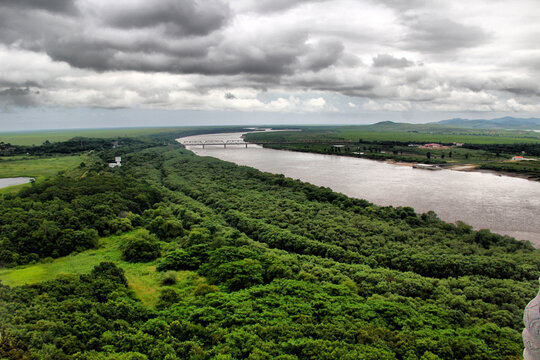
(178, 132, 540, 246)
(0, 177, 34, 189)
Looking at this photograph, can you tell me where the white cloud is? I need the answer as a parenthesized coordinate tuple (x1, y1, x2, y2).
(1, 0, 540, 121)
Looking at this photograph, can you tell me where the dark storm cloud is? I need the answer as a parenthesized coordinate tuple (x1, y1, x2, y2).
(42, 34, 219, 72)
(0, 0, 538, 116)
(43, 30, 313, 75)
(401, 16, 491, 53)
(451, 76, 540, 97)
(300, 40, 345, 72)
(0, 0, 77, 14)
(103, 0, 230, 36)
(0, 0, 346, 78)
(0, 87, 38, 108)
(373, 0, 426, 11)
(372, 54, 414, 68)
(250, 0, 329, 13)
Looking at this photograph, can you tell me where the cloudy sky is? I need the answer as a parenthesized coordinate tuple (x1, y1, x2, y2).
(1, 0, 540, 130)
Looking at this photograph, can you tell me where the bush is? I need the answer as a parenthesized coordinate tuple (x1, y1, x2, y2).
(157, 288, 180, 309)
(194, 284, 219, 297)
(208, 258, 264, 291)
(121, 232, 161, 263)
(147, 216, 183, 240)
(161, 271, 178, 285)
(157, 249, 200, 271)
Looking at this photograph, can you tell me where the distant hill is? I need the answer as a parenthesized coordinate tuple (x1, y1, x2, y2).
(433, 117, 540, 130)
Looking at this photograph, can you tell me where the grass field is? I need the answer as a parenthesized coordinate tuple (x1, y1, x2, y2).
(245, 123, 540, 145)
(335, 129, 540, 144)
(0, 230, 202, 307)
(0, 127, 189, 146)
(0, 155, 86, 179)
(0, 154, 88, 194)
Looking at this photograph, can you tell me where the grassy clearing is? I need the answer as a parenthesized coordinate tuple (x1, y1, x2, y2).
(0, 230, 202, 307)
(0, 155, 87, 179)
(0, 155, 88, 194)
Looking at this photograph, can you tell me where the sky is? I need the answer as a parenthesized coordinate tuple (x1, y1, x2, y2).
(1, 0, 540, 130)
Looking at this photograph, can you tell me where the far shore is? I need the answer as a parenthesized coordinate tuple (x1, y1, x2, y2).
(387, 159, 538, 181)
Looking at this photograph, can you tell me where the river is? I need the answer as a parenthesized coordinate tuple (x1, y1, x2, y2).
(177, 132, 540, 246)
(0, 177, 34, 189)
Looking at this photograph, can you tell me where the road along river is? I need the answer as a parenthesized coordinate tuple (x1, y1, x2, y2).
(178, 132, 540, 246)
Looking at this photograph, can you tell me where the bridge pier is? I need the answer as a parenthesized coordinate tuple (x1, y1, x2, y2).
(224, 144, 226, 148)
(245, 143, 248, 148)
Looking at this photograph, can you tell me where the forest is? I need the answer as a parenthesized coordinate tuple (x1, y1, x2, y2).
(1, 134, 539, 359)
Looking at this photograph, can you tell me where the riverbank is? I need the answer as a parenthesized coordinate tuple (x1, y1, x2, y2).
(389, 160, 538, 181)
(179, 131, 540, 246)
(265, 145, 540, 182)
(244, 125, 540, 181)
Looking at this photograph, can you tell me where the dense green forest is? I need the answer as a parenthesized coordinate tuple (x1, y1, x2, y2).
(1, 136, 538, 359)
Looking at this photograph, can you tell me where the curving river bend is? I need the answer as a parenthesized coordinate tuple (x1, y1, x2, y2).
(178, 132, 540, 246)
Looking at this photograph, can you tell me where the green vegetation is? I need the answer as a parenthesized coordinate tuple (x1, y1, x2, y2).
(0, 155, 87, 179)
(0, 126, 253, 146)
(0, 127, 183, 146)
(246, 122, 540, 144)
(0, 132, 538, 359)
(121, 231, 162, 263)
(481, 160, 540, 179)
(0, 230, 199, 307)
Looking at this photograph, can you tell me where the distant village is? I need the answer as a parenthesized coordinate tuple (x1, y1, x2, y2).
(409, 142, 537, 161)
(408, 142, 463, 149)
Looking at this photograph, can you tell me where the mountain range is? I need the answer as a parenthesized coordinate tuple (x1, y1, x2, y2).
(432, 116, 540, 130)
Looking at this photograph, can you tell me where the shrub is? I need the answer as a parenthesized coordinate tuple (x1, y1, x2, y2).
(206, 258, 264, 291)
(161, 271, 178, 285)
(194, 284, 219, 297)
(157, 288, 180, 308)
(147, 216, 183, 240)
(121, 232, 161, 263)
(157, 249, 200, 271)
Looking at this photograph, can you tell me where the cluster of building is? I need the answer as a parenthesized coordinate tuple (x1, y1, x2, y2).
(108, 156, 122, 168)
(408, 142, 463, 149)
(512, 156, 537, 161)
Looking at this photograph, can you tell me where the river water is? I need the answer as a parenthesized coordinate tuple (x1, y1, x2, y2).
(177, 132, 540, 246)
(0, 177, 33, 189)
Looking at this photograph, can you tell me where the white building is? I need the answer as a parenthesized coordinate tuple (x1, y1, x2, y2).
(109, 156, 122, 167)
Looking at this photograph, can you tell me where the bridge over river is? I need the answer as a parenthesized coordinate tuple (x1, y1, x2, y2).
(181, 139, 359, 148)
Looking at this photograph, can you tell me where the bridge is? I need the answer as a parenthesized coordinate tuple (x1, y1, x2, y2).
(180, 139, 359, 148)
(181, 140, 251, 148)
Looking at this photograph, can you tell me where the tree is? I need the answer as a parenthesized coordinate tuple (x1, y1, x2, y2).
(121, 232, 161, 263)
(211, 258, 264, 291)
(157, 249, 200, 271)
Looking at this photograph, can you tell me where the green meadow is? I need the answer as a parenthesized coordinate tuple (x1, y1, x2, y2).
(0, 155, 88, 194)
(0, 231, 202, 307)
(335, 129, 540, 144)
(0, 155, 86, 179)
(246, 123, 540, 145)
